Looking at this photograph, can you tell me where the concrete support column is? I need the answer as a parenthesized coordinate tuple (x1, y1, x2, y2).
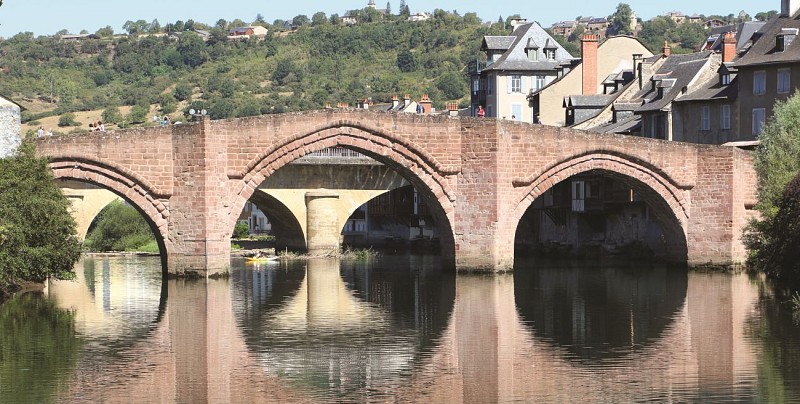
(305, 190, 340, 255)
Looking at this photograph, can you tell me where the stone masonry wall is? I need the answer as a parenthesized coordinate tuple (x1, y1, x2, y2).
(0, 103, 21, 159)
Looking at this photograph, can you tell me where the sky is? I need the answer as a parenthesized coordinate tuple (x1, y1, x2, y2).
(0, 0, 774, 38)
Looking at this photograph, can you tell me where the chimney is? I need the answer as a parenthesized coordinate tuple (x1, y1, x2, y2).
(447, 102, 459, 116)
(581, 34, 600, 95)
(722, 31, 737, 62)
(392, 95, 400, 109)
(662, 40, 671, 57)
(420, 94, 432, 114)
(632, 54, 643, 79)
(639, 59, 654, 90)
(782, 0, 800, 17)
(403, 94, 411, 107)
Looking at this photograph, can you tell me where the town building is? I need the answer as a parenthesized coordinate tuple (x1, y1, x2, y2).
(469, 19, 576, 121)
(734, 0, 800, 140)
(227, 25, 268, 40)
(528, 34, 652, 126)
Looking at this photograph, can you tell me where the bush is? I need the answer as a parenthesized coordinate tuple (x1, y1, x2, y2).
(101, 106, 123, 125)
(57, 112, 79, 127)
(233, 223, 249, 239)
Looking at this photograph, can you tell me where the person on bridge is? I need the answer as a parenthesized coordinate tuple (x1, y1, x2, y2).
(477, 105, 485, 118)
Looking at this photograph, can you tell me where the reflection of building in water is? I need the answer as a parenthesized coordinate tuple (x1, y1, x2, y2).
(343, 185, 439, 249)
(48, 257, 163, 339)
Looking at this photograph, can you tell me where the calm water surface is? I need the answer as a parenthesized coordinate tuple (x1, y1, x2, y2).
(1, 255, 799, 403)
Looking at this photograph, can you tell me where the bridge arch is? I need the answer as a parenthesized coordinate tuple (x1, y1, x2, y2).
(49, 159, 172, 269)
(227, 122, 456, 260)
(508, 152, 690, 261)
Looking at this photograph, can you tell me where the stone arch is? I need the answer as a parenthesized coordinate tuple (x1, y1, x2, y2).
(508, 152, 690, 261)
(49, 159, 172, 268)
(227, 123, 456, 261)
(248, 191, 307, 251)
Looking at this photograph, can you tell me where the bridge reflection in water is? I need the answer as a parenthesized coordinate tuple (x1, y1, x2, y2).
(38, 256, 774, 402)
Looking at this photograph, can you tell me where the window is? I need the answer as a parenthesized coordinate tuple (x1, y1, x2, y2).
(753, 71, 766, 95)
(721, 74, 731, 86)
(536, 75, 546, 91)
(752, 108, 766, 136)
(545, 49, 556, 60)
(473, 79, 480, 94)
(487, 77, 493, 95)
(721, 104, 731, 130)
(527, 49, 538, 61)
(571, 181, 585, 212)
(511, 75, 522, 93)
(778, 68, 791, 93)
(701, 105, 710, 131)
(487, 105, 494, 117)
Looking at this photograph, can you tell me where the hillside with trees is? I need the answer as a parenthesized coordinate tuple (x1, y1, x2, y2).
(0, 8, 508, 136)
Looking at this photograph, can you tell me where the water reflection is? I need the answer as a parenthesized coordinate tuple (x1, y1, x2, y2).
(2, 256, 800, 402)
(514, 258, 688, 361)
(231, 255, 455, 401)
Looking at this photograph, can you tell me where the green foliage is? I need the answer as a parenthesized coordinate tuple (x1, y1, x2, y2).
(101, 106, 123, 124)
(57, 112, 79, 127)
(745, 94, 800, 283)
(396, 49, 417, 72)
(0, 293, 83, 400)
(435, 72, 467, 100)
(173, 83, 192, 101)
(85, 200, 156, 252)
(233, 223, 250, 239)
(0, 143, 82, 289)
(127, 105, 149, 124)
(608, 3, 634, 36)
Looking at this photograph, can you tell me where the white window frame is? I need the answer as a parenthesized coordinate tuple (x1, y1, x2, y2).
(752, 108, 766, 136)
(701, 105, 710, 131)
(778, 68, 791, 94)
(721, 74, 731, 86)
(473, 79, 480, 94)
(721, 104, 731, 130)
(536, 75, 546, 91)
(753, 70, 766, 95)
(511, 75, 522, 93)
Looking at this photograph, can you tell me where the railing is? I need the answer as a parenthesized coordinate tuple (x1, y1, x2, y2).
(291, 147, 381, 165)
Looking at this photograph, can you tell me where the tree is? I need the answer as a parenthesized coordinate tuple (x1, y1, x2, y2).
(101, 106, 123, 124)
(396, 48, 417, 72)
(57, 112, 78, 127)
(755, 10, 779, 21)
(386, 2, 392, 15)
(608, 3, 634, 36)
(272, 58, 296, 85)
(399, 0, 410, 17)
(0, 143, 82, 294)
(177, 32, 208, 68)
(84, 200, 155, 252)
(127, 105, 149, 124)
(173, 83, 192, 101)
(312, 12, 328, 26)
(744, 93, 800, 283)
(95, 25, 114, 37)
(292, 15, 310, 27)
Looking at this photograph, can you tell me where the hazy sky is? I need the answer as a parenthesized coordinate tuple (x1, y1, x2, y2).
(0, 0, 774, 38)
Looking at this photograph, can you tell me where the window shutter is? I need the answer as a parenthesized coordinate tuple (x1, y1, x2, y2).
(521, 77, 528, 92)
(507, 76, 512, 94)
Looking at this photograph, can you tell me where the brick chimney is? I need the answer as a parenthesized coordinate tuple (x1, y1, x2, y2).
(782, 0, 800, 16)
(419, 94, 432, 114)
(662, 40, 671, 57)
(403, 94, 411, 107)
(722, 31, 737, 63)
(581, 34, 600, 95)
(447, 102, 459, 116)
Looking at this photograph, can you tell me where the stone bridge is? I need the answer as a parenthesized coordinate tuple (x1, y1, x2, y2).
(33, 110, 757, 275)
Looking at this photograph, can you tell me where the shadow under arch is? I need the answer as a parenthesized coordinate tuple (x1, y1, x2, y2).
(513, 258, 688, 362)
(49, 159, 171, 275)
(510, 153, 690, 262)
(248, 190, 307, 251)
(228, 124, 457, 267)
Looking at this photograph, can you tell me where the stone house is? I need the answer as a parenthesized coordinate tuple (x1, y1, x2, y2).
(228, 25, 268, 40)
(469, 20, 575, 122)
(734, 0, 800, 140)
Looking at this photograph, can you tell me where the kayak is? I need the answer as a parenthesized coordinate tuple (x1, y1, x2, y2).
(246, 256, 279, 263)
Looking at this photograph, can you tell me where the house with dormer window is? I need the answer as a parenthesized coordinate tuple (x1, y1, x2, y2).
(468, 19, 576, 122)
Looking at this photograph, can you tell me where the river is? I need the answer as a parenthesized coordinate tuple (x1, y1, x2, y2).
(1, 255, 798, 403)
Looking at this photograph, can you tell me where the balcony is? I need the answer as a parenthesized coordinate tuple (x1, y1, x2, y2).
(468, 59, 493, 75)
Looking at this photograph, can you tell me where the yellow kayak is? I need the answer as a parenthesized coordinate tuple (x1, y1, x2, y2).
(246, 256, 279, 263)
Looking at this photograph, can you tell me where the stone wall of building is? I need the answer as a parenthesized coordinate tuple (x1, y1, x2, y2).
(0, 99, 22, 158)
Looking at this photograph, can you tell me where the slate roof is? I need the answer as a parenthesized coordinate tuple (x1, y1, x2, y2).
(736, 12, 800, 67)
(674, 70, 737, 103)
(630, 52, 714, 112)
(705, 22, 765, 53)
(482, 23, 574, 72)
(482, 36, 515, 51)
(590, 114, 641, 134)
(563, 95, 615, 108)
